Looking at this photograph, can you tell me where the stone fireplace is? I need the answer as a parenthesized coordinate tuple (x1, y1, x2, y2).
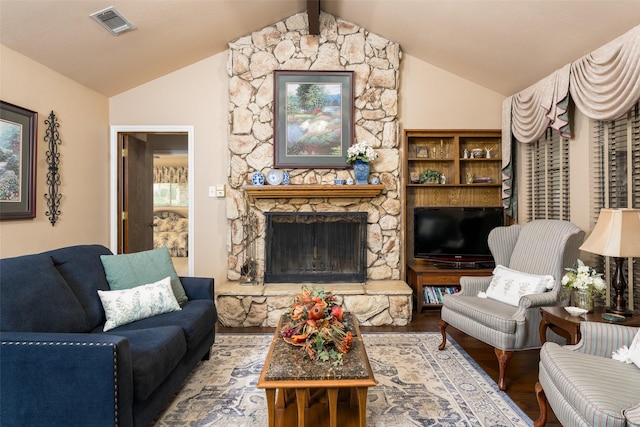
(216, 11, 412, 328)
(264, 212, 367, 283)
(225, 12, 403, 283)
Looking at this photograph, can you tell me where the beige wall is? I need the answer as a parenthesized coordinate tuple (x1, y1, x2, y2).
(109, 53, 230, 281)
(0, 45, 110, 258)
(399, 55, 503, 129)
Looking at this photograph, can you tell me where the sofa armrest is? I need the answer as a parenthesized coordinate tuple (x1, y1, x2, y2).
(565, 322, 638, 358)
(180, 276, 214, 300)
(459, 275, 492, 296)
(0, 331, 134, 427)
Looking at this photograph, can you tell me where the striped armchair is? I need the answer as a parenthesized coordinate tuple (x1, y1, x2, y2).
(535, 322, 640, 426)
(438, 220, 585, 390)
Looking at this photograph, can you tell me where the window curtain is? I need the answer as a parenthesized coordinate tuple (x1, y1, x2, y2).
(502, 24, 640, 215)
(501, 65, 572, 220)
(153, 166, 188, 184)
(501, 98, 516, 219)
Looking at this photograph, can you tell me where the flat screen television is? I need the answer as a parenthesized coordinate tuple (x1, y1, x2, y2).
(413, 206, 504, 268)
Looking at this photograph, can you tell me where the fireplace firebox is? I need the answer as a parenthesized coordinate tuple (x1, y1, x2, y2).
(264, 212, 367, 283)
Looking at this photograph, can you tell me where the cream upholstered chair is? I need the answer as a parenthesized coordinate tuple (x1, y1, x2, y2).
(438, 220, 585, 391)
(535, 322, 640, 426)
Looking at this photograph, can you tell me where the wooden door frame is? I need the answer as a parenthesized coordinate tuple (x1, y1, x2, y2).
(110, 125, 195, 275)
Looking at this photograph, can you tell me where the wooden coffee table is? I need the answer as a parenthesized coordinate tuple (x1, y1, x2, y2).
(257, 314, 376, 427)
(540, 306, 640, 345)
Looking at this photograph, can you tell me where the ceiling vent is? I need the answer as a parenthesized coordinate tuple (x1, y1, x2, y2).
(90, 6, 135, 36)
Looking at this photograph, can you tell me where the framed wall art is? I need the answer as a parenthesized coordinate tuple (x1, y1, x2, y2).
(0, 101, 37, 219)
(273, 70, 353, 168)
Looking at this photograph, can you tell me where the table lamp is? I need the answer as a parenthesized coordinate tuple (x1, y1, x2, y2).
(579, 208, 640, 316)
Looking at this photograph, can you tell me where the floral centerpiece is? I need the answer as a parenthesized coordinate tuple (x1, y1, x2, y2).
(561, 259, 606, 310)
(346, 141, 378, 164)
(280, 286, 353, 366)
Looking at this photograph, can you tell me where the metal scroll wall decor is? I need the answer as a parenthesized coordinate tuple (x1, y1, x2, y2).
(44, 111, 62, 226)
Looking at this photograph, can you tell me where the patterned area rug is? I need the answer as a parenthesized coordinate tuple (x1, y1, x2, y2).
(153, 333, 532, 426)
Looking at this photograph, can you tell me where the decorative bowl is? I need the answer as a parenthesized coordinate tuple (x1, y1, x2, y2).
(334, 179, 346, 185)
(471, 148, 485, 158)
(266, 169, 284, 185)
(565, 306, 588, 317)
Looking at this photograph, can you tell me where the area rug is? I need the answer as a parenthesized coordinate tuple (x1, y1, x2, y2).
(152, 333, 532, 426)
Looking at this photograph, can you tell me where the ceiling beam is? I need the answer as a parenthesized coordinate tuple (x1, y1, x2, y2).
(307, 0, 320, 36)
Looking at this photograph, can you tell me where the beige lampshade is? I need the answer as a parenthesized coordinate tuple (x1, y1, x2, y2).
(580, 208, 640, 257)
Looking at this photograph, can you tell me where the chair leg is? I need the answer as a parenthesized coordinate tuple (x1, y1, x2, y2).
(438, 319, 448, 350)
(534, 381, 547, 427)
(494, 348, 513, 391)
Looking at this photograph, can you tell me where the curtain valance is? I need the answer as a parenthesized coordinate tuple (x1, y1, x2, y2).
(154, 166, 188, 184)
(507, 25, 640, 141)
(502, 24, 640, 216)
(569, 25, 640, 121)
(510, 64, 571, 144)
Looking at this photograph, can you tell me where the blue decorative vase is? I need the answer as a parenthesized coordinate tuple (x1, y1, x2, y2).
(282, 171, 290, 185)
(252, 172, 265, 185)
(353, 159, 370, 185)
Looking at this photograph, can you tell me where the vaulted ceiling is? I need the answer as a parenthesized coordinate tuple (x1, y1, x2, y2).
(1, 0, 638, 97)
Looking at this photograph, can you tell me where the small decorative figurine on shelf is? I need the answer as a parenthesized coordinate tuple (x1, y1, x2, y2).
(466, 172, 474, 184)
(485, 147, 493, 158)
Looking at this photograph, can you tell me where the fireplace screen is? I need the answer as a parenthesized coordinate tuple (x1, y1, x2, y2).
(264, 212, 367, 283)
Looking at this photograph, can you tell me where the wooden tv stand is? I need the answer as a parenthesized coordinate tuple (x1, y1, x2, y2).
(406, 261, 493, 311)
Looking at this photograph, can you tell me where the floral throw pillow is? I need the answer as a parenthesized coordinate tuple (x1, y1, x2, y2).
(98, 277, 181, 332)
(482, 265, 555, 306)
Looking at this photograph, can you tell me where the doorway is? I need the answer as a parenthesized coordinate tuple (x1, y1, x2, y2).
(110, 126, 195, 276)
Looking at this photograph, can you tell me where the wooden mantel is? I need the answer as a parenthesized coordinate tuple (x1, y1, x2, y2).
(243, 184, 384, 199)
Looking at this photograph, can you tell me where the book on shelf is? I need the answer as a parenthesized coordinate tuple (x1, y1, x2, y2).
(423, 286, 461, 304)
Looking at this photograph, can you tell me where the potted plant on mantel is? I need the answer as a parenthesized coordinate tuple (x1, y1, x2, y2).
(346, 141, 378, 185)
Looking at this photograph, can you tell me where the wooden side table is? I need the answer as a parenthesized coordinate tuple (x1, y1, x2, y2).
(540, 306, 640, 345)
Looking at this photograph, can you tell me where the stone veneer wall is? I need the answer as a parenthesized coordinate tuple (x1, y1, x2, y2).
(225, 12, 403, 283)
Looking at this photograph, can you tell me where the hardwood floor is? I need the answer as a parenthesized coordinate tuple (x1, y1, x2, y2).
(217, 309, 561, 426)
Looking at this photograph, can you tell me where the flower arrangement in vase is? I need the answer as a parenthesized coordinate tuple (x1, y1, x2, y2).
(346, 141, 377, 184)
(561, 259, 606, 311)
(280, 286, 353, 366)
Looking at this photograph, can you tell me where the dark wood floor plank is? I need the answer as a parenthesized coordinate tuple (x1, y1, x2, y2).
(217, 309, 560, 426)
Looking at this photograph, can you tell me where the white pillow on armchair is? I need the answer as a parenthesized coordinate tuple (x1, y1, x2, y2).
(481, 265, 555, 306)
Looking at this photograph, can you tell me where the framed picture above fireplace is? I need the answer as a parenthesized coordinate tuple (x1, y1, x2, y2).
(273, 70, 353, 168)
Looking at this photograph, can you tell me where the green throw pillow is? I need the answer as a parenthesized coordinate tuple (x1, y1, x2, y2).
(100, 247, 188, 304)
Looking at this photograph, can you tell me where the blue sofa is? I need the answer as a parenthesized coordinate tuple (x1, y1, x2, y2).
(0, 244, 217, 427)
